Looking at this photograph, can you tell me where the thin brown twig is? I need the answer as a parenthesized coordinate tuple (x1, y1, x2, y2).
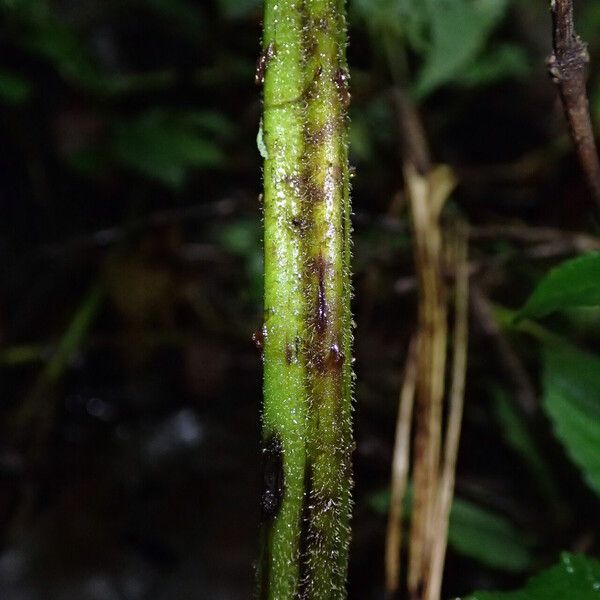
(385, 335, 419, 599)
(548, 0, 600, 205)
(425, 223, 469, 600)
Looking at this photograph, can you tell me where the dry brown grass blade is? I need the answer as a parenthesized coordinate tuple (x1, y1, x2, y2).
(405, 163, 456, 598)
(425, 223, 470, 600)
(385, 335, 419, 598)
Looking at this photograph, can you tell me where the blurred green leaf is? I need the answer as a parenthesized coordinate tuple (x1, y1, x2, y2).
(185, 111, 237, 140)
(367, 489, 533, 572)
(349, 117, 374, 162)
(543, 343, 600, 495)
(366, 487, 394, 515)
(455, 43, 530, 88)
(17, 15, 101, 87)
(45, 284, 104, 382)
(448, 497, 533, 573)
(577, 2, 600, 50)
(3, 0, 189, 95)
(467, 553, 600, 599)
(415, 0, 510, 97)
(0, 69, 31, 104)
(352, 0, 429, 52)
(349, 97, 394, 163)
(214, 219, 263, 303)
(217, 219, 261, 256)
(518, 253, 600, 320)
(111, 110, 226, 187)
(354, 0, 514, 96)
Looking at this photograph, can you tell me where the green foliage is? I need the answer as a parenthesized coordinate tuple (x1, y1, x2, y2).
(543, 343, 600, 495)
(414, 0, 511, 97)
(518, 253, 600, 320)
(449, 498, 533, 573)
(349, 97, 395, 163)
(353, 0, 519, 96)
(455, 44, 529, 88)
(46, 285, 104, 382)
(111, 111, 226, 187)
(368, 490, 533, 572)
(68, 110, 229, 187)
(214, 218, 263, 304)
(2, 0, 235, 189)
(352, 0, 428, 53)
(3, 0, 102, 90)
(467, 553, 600, 599)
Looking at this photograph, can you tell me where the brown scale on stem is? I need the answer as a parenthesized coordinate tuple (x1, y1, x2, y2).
(291, 216, 309, 231)
(285, 342, 296, 365)
(316, 276, 328, 334)
(305, 254, 330, 337)
(304, 120, 339, 146)
(255, 41, 276, 86)
(303, 177, 325, 204)
(325, 343, 345, 371)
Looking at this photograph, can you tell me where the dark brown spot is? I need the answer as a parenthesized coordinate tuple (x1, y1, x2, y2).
(331, 163, 344, 183)
(285, 342, 295, 365)
(303, 66, 322, 100)
(255, 42, 276, 86)
(261, 435, 285, 521)
(304, 178, 324, 204)
(291, 217, 308, 231)
(325, 343, 345, 370)
(311, 255, 329, 335)
(316, 274, 327, 334)
(316, 279, 328, 333)
(305, 119, 337, 146)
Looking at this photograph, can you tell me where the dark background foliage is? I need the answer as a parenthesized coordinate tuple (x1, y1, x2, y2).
(1, 1, 600, 598)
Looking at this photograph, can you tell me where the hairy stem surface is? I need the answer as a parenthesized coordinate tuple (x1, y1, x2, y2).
(257, 1, 353, 599)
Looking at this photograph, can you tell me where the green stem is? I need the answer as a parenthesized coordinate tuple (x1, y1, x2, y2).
(258, 1, 353, 599)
